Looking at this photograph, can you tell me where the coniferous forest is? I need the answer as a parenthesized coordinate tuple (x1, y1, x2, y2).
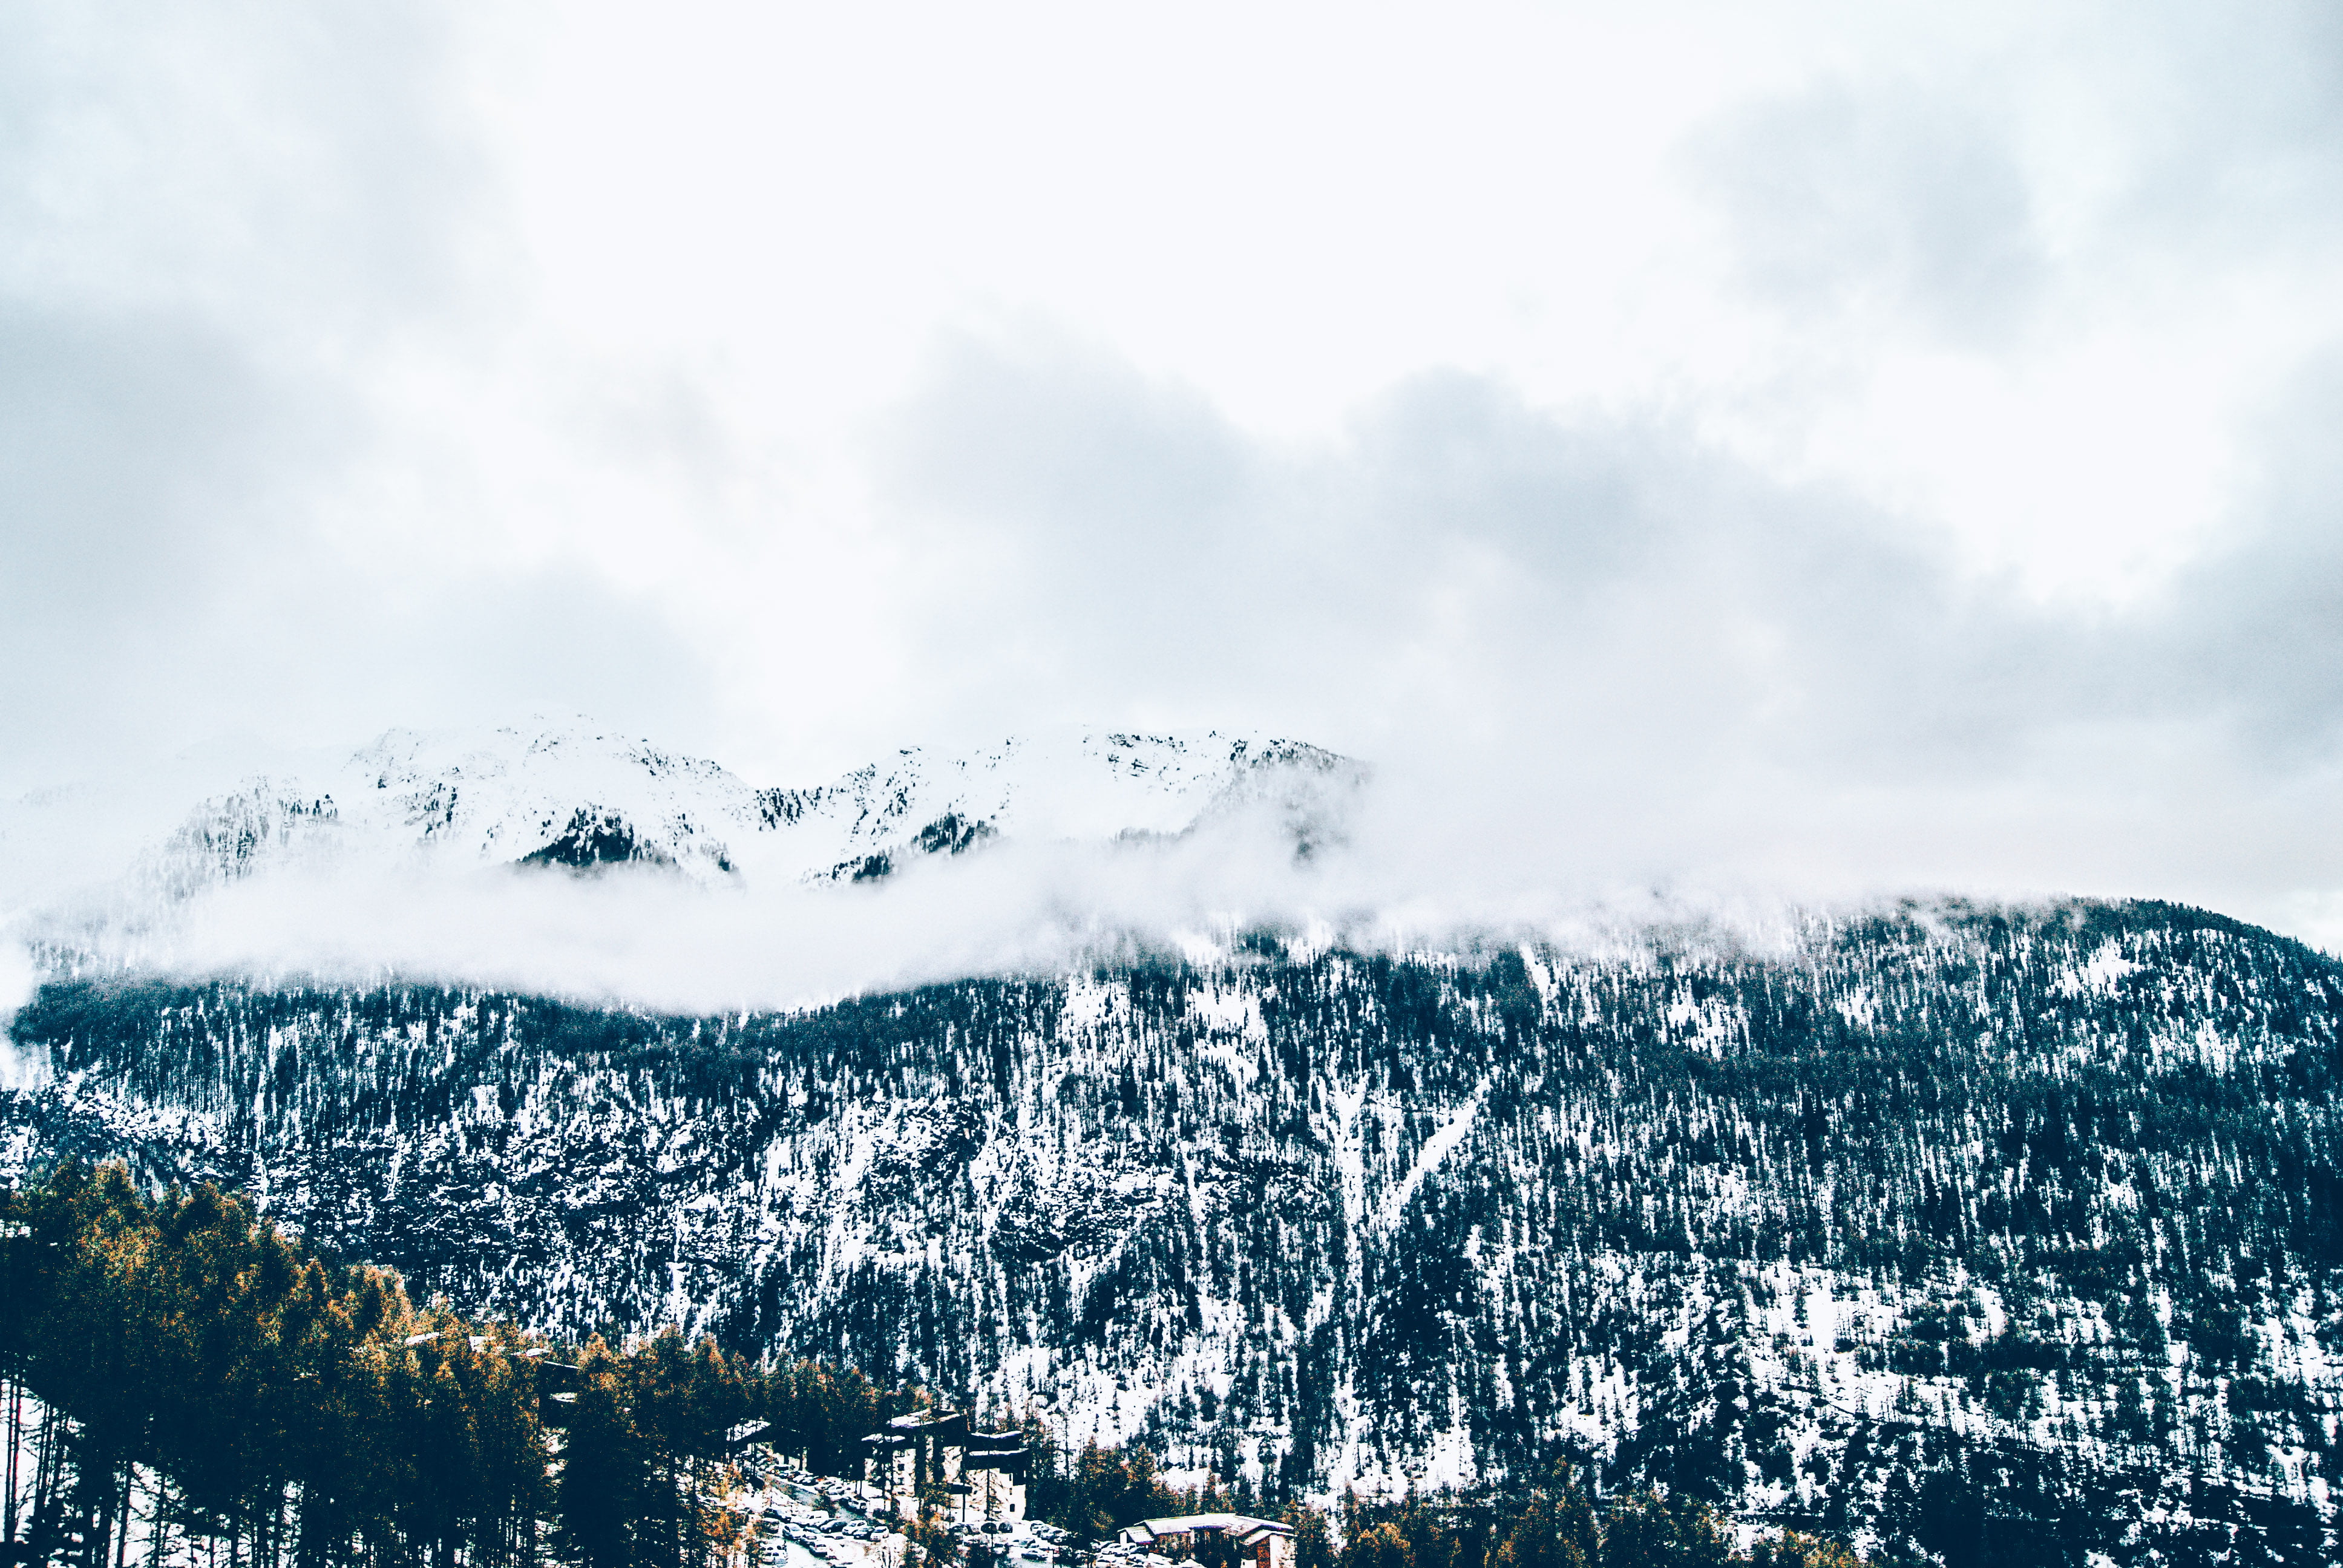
(5, 898, 2342, 1563)
(2, 1162, 1855, 1566)
(0, 1160, 896, 1562)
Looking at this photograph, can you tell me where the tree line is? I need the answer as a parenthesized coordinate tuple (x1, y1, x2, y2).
(0, 1161, 1879, 1567)
(0, 1160, 917, 1565)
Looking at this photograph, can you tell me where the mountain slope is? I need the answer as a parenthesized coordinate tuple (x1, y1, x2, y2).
(5, 898, 2339, 1562)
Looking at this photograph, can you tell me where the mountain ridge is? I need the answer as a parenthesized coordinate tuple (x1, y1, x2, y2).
(0, 718, 1368, 968)
(163, 720, 1359, 886)
(5, 896, 2339, 1561)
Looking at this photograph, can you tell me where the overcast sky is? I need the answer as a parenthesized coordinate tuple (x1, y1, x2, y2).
(4, 1, 2341, 948)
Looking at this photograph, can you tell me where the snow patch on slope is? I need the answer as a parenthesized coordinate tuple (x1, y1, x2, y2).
(2059, 940, 2144, 996)
(1376, 1090, 1483, 1233)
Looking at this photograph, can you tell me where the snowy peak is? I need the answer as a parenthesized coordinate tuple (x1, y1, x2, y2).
(345, 719, 756, 880)
(146, 778, 344, 898)
(759, 731, 1363, 881)
(114, 718, 1366, 902)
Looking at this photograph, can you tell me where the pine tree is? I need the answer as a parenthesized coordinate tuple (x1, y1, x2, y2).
(557, 1344, 650, 1568)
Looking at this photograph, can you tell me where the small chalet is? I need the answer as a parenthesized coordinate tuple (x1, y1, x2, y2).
(1119, 1515, 1294, 1568)
(859, 1410, 1029, 1523)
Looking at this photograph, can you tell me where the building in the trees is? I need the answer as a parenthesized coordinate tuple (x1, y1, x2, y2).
(859, 1410, 1029, 1523)
(1119, 1515, 1294, 1568)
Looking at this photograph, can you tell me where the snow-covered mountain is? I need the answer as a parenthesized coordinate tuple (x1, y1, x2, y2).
(14, 717, 1364, 915)
(11, 719, 2343, 1560)
(6, 898, 2339, 1561)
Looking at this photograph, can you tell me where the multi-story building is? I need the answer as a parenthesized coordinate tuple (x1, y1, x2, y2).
(859, 1410, 1030, 1524)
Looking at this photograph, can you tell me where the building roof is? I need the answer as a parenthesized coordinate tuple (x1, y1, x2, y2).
(1119, 1515, 1293, 1547)
(966, 1432, 1026, 1454)
(886, 1409, 965, 1431)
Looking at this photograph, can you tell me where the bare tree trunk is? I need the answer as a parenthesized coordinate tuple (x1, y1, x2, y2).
(146, 1474, 172, 1568)
(31, 1401, 63, 1547)
(5, 1372, 21, 1547)
(30, 1400, 53, 1529)
(87, 1455, 119, 1568)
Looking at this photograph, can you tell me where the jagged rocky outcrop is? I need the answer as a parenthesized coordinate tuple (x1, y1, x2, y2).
(4, 898, 2341, 1561)
(517, 805, 686, 871)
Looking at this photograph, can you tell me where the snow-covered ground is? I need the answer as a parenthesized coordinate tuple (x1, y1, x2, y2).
(725, 1468, 910, 1568)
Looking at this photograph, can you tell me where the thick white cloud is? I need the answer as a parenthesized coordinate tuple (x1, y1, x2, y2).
(4, 0, 2342, 962)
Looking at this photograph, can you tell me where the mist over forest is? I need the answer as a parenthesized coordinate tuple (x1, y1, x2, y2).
(10, 2, 2343, 1564)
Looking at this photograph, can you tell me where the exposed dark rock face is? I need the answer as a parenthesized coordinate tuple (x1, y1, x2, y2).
(5, 898, 2341, 1561)
(518, 806, 677, 870)
(914, 813, 995, 857)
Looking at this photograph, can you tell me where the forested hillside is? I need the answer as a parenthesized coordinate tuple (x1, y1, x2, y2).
(0, 1166, 1829, 1566)
(0, 1163, 813, 1564)
(6, 898, 2341, 1563)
